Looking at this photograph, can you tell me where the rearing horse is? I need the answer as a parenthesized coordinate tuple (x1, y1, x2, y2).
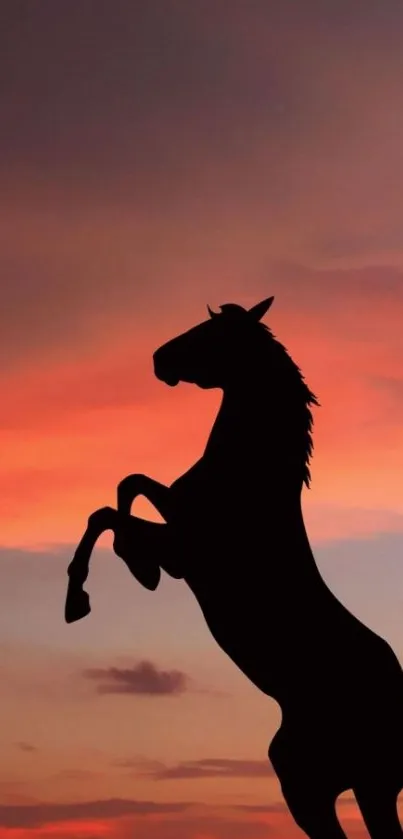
(65, 296, 403, 838)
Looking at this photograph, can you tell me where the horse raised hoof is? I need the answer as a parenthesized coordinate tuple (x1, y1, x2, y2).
(65, 583, 91, 623)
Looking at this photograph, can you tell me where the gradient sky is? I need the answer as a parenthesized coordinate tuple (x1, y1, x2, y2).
(2, 2, 403, 837)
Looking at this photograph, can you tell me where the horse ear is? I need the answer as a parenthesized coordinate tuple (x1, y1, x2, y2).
(247, 296, 274, 321)
(207, 304, 218, 318)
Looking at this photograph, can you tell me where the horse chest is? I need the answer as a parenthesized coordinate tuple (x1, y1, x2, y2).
(169, 458, 278, 529)
(186, 571, 278, 659)
(169, 461, 232, 524)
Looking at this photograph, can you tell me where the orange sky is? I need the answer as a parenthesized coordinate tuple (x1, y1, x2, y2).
(2, 2, 403, 837)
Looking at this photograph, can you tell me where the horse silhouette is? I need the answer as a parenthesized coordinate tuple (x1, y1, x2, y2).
(65, 296, 403, 838)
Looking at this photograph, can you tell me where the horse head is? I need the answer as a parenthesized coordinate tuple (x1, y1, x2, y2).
(153, 296, 275, 390)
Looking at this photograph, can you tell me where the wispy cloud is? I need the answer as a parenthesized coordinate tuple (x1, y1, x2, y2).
(235, 802, 286, 812)
(118, 757, 274, 780)
(0, 801, 292, 839)
(84, 660, 189, 696)
(0, 797, 192, 829)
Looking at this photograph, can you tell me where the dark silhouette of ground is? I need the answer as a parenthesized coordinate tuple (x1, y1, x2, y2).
(65, 296, 403, 838)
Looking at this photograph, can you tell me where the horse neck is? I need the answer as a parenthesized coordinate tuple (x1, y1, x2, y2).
(204, 378, 303, 480)
(198, 379, 323, 586)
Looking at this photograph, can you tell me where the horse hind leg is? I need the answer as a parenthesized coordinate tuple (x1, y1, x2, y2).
(353, 782, 403, 838)
(277, 781, 348, 839)
(112, 514, 164, 590)
(269, 731, 348, 839)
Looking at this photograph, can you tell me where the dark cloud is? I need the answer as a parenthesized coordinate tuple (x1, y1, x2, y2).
(130, 815, 277, 839)
(15, 741, 37, 753)
(117, 756, 274, 780)
(0, 796, 362, 839)
(0, 797, 191, 829)
(84, 660, 189, 695)
(141, 757, 274, 781)
(235, 802, 286, 813)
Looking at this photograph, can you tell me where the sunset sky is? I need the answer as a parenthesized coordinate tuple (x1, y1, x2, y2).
(2, 2, 403, 837)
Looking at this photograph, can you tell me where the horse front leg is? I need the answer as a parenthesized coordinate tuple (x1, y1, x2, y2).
(117, 473, 171, 521)
(65, 506, 118, 624)
(65, 507, 166, 624)
(116, 475, 187, 579)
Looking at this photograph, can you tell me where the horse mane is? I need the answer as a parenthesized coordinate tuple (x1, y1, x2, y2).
(219, 303, 320, 488)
